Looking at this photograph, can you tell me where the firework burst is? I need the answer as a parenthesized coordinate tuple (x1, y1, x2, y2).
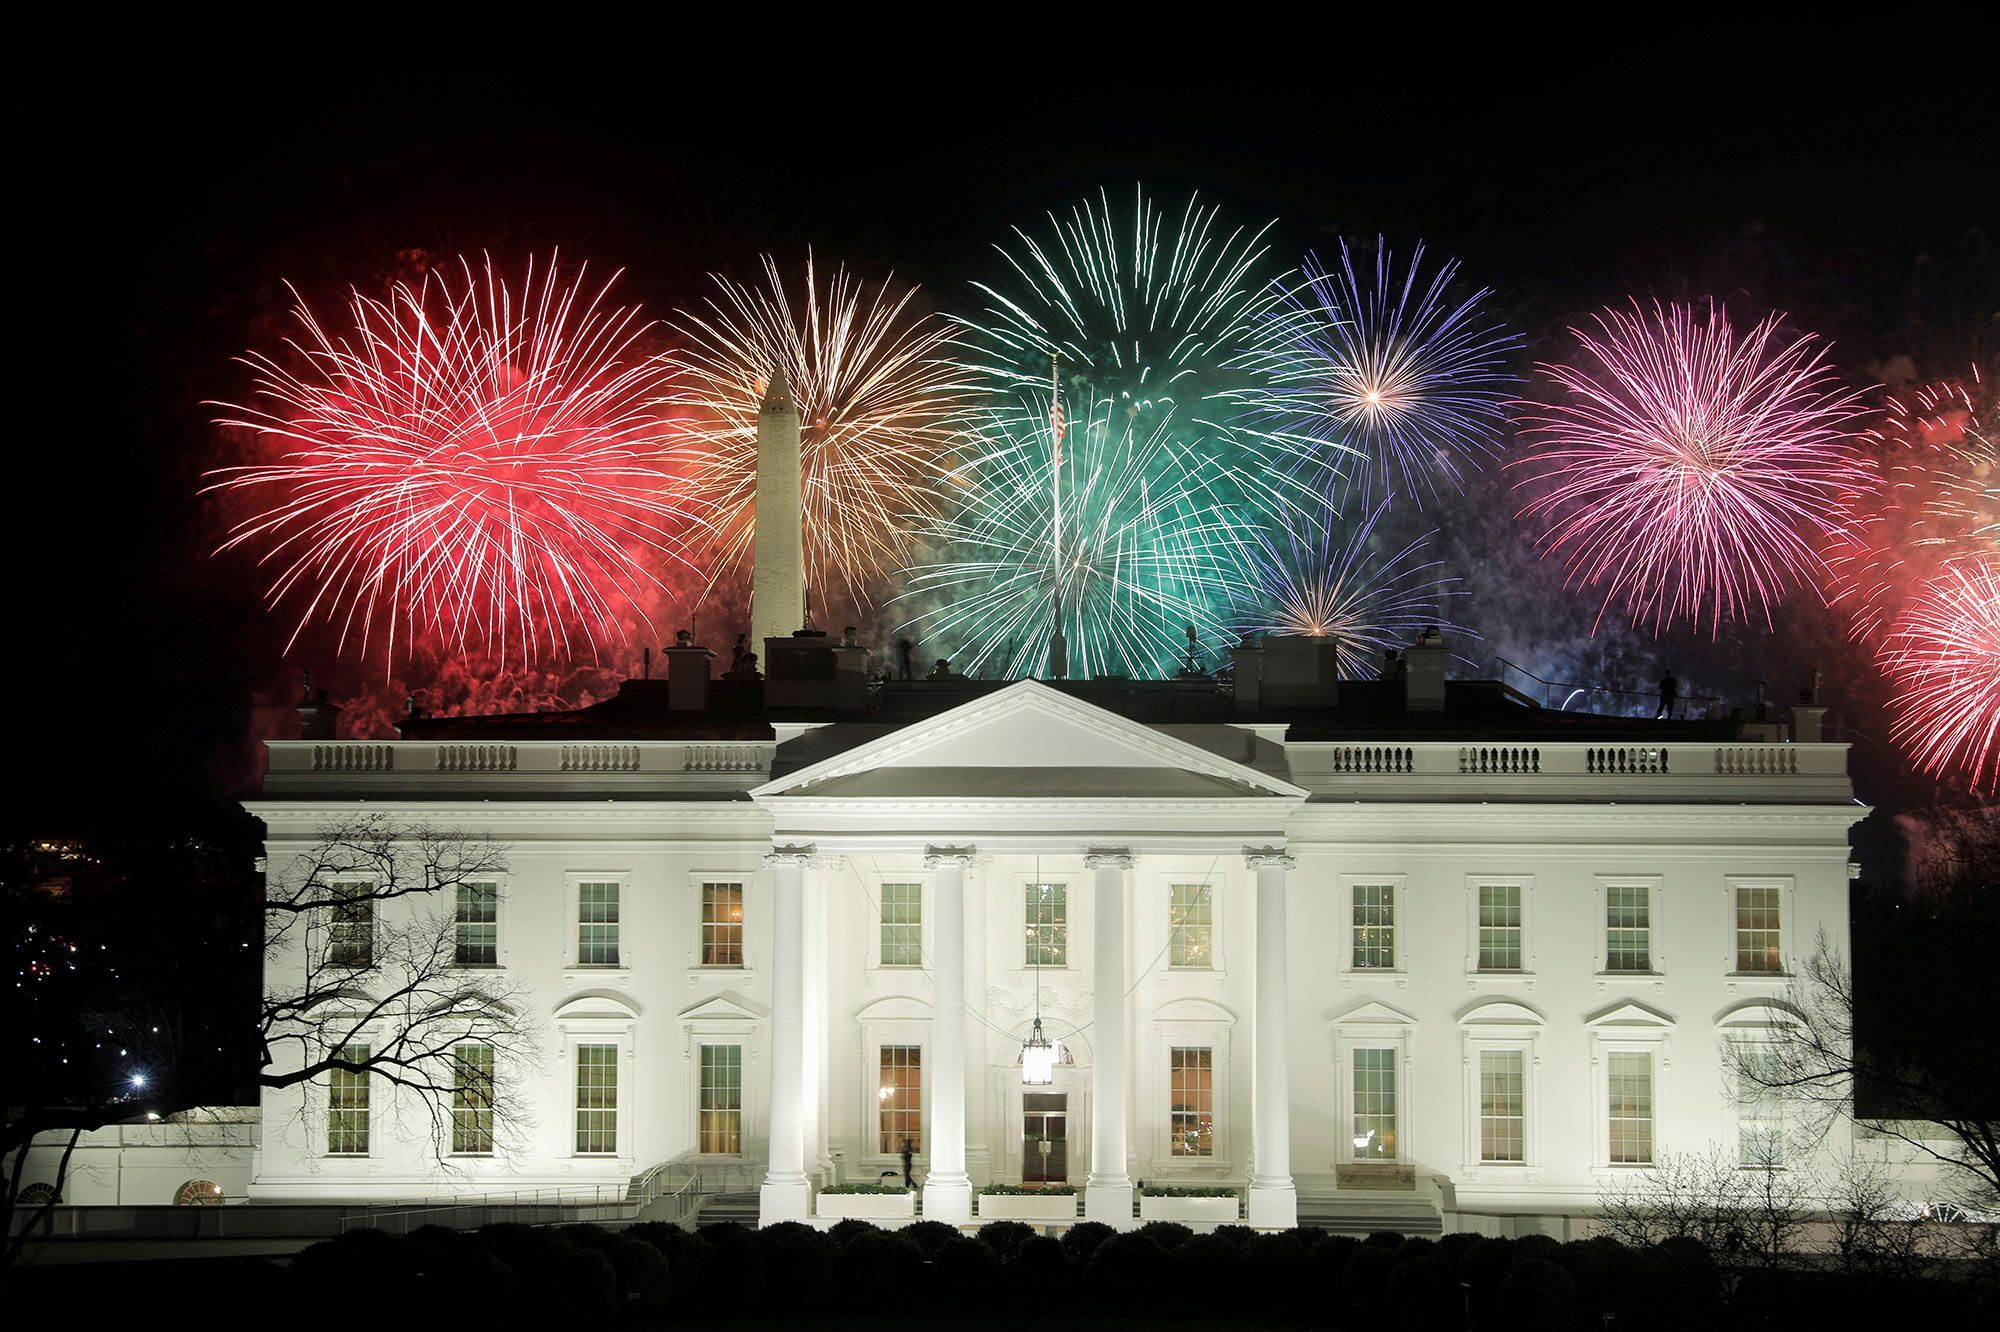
(1510, 301, 1871, 636)
(1881, 557, 2000, 795)
(667, 253, 968, 612)
(1230, 499, 1467, 677)
(1225, 238, 1521, 507)
(208, 254, 699, 667)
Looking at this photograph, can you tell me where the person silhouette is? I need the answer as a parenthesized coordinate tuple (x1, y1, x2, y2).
(1657, 669, 1679, 720)
(896, 638, 915, 681)
(899, 1137, 915, 1190)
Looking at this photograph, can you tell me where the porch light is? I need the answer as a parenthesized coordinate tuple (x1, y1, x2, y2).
(1020, 1017, 1062, 1086)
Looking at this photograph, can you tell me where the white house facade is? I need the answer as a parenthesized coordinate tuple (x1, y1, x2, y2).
(237, 639, 1866, 1235)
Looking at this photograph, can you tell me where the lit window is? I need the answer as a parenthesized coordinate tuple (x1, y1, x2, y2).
(454, 882, 499, 966)
(329, 881, 374, 967)
(1477, 885, 1522, 971)
(877, 1045, 922, 1154)
(1352, 1048, 1398, 1160)
(1607, 1052, 1654, 1164)
(1352, 884, 1396, 969)
(1025, 883, 1067, 967)
(702, 882, 745, 967)
(1735, 885, 1782, 973)
(452, 1044, 495, 1155)
(1479, 1050, 1525, 1163)
(574, 1044, 619, 1155)
(327, 1044, 370, 1156)
(1169, 884, 1214, 969)
(1169, 1046, 1214, 1156)
(577, 882, 621, 966)
(699, 1045, 743, 1155)
(1605, 885, 1651, 973)
(879, 883, 921, 967)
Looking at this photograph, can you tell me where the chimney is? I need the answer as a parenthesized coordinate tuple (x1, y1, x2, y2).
(297, 673, 341, 740)
(1402, 627, 1448, 713)
(666, 641, 716, 713)
(1230, 637, 1263, 713)
(1259, 634, 1340, 708)
(764, 632, 869, 713)
(751, 368, 805, 656)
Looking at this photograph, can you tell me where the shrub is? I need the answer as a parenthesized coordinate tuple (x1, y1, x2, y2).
(826, 1217, 879, 1246)
(976, 1220, 1037, 1261)
(978, 1181, 1077, 1194)
(599, 1235, 673, 1312)
(1364, 1229, 1406, 1247)
(900, 1219, 960, 1257)
(1135, 1220, 1195, 1251)
(757, 1222, 832, 1314)
(1384, 1255, 1460, 1332)
(1244, 1230, 1313, 1321)
(1176, 1233, 1245, 1315)
(818, 1181, 910, 1194)
(1435, 1230, 1479, 1265)
(1016, 1234, 1074, 1303)
(1086, 1231, 1170, 1314)
(1460, 1235, 1516, 1306)
(1343, 1242, 1397, 1313)
(1497, 1256, 1575, 1332)
(935, 1235, 1003, 1307)
(1212, 1222, 1259, 1249)
(1061, 1220, 1116, 1264)
(833, 1230, 926, 1314)
(1138, 1184, 1238, 1196)
(1394, 1235, 1439, 1263)
(696, 1222, 767, 1316)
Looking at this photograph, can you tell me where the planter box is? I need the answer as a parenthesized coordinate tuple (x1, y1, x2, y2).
(1139, 1194, 1240, 1224)
(816, 1191, 915, 1220)
(977, 1193, 1080, 1222)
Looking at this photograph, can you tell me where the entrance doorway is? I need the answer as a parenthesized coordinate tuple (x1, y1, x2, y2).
(1023, 1092, 1068, 1183)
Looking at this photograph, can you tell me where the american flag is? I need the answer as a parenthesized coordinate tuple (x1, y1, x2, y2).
(1049, 360, 1066, 463)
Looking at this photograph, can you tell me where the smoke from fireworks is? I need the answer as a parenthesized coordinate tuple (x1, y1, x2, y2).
(1225, 238, 1521, 507)
(208, 254, 698, 667)
(1510, 301, 1870, 636)
(1881, 557, 2000, 795)
(667, 254, 968, 614)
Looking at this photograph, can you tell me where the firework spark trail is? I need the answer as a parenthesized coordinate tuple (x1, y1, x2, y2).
(1230, 498, 1469, 678)
(1882, 557, 2000, 795)
(1225, 238, 1521, 508)
(666, 253, 969, 613)
(1509, 300, 1871, 637)
(208, 254, 699, 668)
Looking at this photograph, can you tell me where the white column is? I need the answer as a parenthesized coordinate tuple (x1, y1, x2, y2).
(922, 847, 975, 1222)
(1246, 848, 1298, 1228)
(759, 845, 813, 1225)
(1084, 848, 1134, 1223)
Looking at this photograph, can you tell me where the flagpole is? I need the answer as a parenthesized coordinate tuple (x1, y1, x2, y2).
(1048, 352, 1068, 681)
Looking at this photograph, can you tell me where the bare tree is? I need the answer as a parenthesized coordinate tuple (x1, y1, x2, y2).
(1596, 1145, 1812, 1267)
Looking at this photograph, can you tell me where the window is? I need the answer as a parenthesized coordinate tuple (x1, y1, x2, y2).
(1605, 884, 1651, 973)
(574, 1044, 619, 1155)
(1736, 1060, 1784, 1167)
(1169, 1046, 1214, 1156)
(452, 1044, 495, 1155)
(699, 1045, 743, 1155)
(1352, 884, 1396, 969)
(327, 1044, 370, 1155)
(1735, 884, 1782, 973)
(577, 881, 621, 966)
(879, 883, 921, 967)
(1025, 882, 1067, 967)
(1169, 883, 1214, 969)
(877, 1045, 922, 1154)
(329, 881, 374, 967)
(454, 882, 499, 966)
(1477, 885, 1523, 971)
(701, 881, 744, 967)
(1607, 1052, 1654, 1164)
(1479, 1050, 1525, 1163)
(1352, 1048, 1398, 1160)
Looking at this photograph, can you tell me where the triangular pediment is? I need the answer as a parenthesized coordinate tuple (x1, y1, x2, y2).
(1329, 999, 1419, 1026)
(752, 681, 1308, 802)
(678, 993, 767, 1023)
(1584, 999, 1676, 1028)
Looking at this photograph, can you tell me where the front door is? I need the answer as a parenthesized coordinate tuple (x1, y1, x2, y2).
(1023, 1092, 1068, 1183)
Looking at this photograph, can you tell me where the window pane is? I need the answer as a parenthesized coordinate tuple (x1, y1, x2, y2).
(452, 1044, 495, 1155)
(1170, 1046, 1214, 1156)
(578, 882, 621, 966)
(1352, 1048, 1397, 1160)
(702, 882, 745, 967)
(327, 1043, 370, 1155)
(575, 1044, 619, 1155)
(1169, 883, 1214, 969)
(878, 1046, 922, 1155)
(455, 882, 499, 966)
(1025, 883, 1067, 968)
(1607, 1052, 1653, 1164)
(700, 1045, 743, 1155)
(1479, 1049, 1525, 1163)
(1352, 885, 1395, 969)
(329, 881, 374, 967)
(1735, 885, 1782, 973)
(1605, 885, 1650, 973)
(880, 882, 922, 967)
(1736, 1055, 1784, 1166)
(1477, 884, 1522, 971)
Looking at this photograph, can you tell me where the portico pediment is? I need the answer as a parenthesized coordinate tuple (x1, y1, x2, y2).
(751, 680, 1308, 803)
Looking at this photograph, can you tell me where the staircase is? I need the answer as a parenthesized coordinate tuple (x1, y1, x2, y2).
(690, 1191, 761, 1226)
(1298, 1196, 1443, 1237)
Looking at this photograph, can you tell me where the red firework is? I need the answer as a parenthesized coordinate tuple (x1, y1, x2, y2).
(1881, 557, 2000, 795)
(1510, 301, 1871, 635)
(208, 254, 700, 667)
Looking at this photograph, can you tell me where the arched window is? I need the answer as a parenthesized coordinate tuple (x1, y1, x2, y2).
(18, 1182, 59, 1207)
(174, 1179, 225, 1206)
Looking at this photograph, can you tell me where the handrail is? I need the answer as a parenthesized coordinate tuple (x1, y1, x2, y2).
(1495, 657, 1722, 715)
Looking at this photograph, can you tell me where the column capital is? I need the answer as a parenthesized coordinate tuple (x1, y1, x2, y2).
(923, 845, 976, 869)
(764, 843, 818, 868)
(1083, 847, 1134, 870)
(1244, 846, 1296, 872)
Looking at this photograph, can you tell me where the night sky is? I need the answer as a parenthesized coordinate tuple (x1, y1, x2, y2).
(13, 15, 1996, 852)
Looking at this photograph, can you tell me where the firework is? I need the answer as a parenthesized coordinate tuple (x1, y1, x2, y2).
(209, 254, 698, 666)
(1881, 557, 2000, 795)
(667, 254, 968, 612)
(1510, 301, 1870, 636)
(1230, 499, 1466, 677)
(1225, 238, 1521, 506)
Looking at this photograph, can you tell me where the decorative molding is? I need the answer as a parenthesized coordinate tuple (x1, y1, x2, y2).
(1083, 848, 1134, 870)
(1243, 846, 1296, 872)
(924, 845, 977, 869)
(763, 844, 817, 868)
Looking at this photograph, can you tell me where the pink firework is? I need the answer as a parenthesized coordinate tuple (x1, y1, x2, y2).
(1511, 301, 1871, 635)
(208, 254, 700, 667)
(1881, 557, 2000, 795)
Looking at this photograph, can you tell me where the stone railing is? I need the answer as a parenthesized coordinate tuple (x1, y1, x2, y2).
(1286, 740, 1849, 801)
(1715, 747, 1798, 775)
(683, 745, 766, 773)
(436, 744, 517, 772)
(312, 744, 393, 772)
(561, 745, 642, 773)
(1328, 746, 1415, 774)
(1460, 746, 1541, 774)
(268, 740, 776, 791)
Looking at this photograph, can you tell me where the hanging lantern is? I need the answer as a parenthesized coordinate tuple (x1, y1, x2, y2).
(1020, 1016, 1062, 1086)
